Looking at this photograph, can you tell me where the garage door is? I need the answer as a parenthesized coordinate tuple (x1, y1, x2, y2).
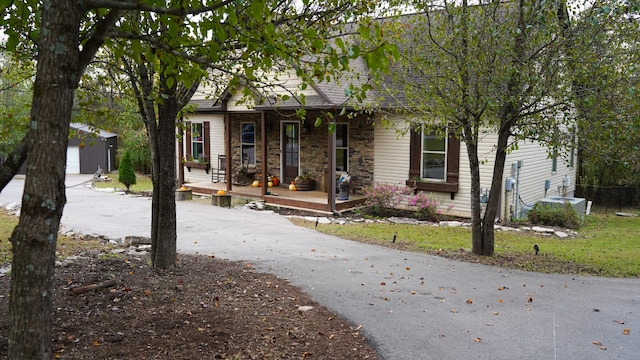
(66, 146, 80, 174)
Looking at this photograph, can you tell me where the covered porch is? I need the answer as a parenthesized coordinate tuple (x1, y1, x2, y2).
(186, 180, 365, 213)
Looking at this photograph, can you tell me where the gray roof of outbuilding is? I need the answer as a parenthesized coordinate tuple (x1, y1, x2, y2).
(70, 123, 117, 139)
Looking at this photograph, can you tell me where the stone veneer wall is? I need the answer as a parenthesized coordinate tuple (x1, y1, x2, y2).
(229, 111, 374, 193)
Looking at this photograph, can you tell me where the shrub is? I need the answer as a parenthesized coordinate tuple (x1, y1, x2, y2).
(118, 151, 137, 192)
(528, 202, 581, 229)
(406, 193, 440, 221)
(363, 183, 412, 217)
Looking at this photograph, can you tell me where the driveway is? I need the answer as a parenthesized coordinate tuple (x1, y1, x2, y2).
(2, 175, 639, 360)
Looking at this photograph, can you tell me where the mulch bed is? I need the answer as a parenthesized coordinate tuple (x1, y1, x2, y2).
(0, 252, 378, 359)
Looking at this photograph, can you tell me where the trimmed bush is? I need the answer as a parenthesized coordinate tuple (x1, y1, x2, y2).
(362, 183, 412, 217)
(406, 192, 440, 221)
(528, 202, 580, 229)
(118, 151, 137, 192)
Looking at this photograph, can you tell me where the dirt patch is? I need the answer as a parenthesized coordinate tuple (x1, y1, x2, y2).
(0, 252, 377, 360)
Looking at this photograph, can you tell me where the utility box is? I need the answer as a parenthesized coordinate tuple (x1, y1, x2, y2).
(539, 196, 586, 219)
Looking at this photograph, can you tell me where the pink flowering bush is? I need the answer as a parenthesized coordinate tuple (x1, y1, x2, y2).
(363, 183, 446, 221)
(406, 193, 439, 220)
(363, 183, 412, 216)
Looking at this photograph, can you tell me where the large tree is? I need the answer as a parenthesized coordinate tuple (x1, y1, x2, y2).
(557, 1, 640, 189)
(111, 1, 393, 269)
(377, 0, 595, 255)
(0, 0, 391, 357)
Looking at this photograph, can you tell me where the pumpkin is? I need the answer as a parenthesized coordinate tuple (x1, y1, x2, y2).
(272, 177, 279, 186)
(216, 190, 226, 196)
(252, 180, 259, 187)
(267, 181, 273, 187)
(289, 183, 296, 191)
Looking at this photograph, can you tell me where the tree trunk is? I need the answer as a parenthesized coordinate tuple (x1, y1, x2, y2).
(479, 125, 511, 256)
(0, 136, 27, 191)
(8, 1, 80, 358)
(152, 72, 178, 269)
(465, 124, 485, 255)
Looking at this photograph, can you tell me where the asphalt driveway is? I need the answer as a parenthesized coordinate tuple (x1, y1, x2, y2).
(1, 175, 639, 359)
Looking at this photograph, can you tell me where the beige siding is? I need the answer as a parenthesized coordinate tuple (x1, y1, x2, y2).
(373, 117, 410, 184)
(373, 116, 577, 219)
(503, 140, 575, 219)
(182, 114, 225, 184)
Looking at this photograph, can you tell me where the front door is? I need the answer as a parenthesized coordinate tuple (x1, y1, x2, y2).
(282, 122, 299, 184)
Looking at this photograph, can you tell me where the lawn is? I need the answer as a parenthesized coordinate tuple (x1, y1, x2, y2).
(0, 210, 109, 267)
(93, 172, 153, 192)
(295, 209, 640, 278)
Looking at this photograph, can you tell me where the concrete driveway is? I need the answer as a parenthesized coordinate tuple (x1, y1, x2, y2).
(2, 175, 639, 360)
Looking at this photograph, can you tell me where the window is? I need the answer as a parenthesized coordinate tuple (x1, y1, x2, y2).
(408, 128, 460, 195)
(184, 121, 210, 164)
(421, 132, 446, 180)
(335, 123, 348, 172)
(191, 123, 204, 161)
(241, 122, 255, 165)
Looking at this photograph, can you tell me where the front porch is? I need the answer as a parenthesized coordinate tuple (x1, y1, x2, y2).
(186, 181, 365, 213)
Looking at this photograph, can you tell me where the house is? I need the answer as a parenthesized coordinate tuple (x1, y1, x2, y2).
(179, 15, 577, 219)
(179, 72, 575, 219)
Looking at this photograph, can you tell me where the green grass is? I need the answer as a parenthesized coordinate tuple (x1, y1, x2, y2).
(295, 210, 640, 278)
(0, 210, 111, 267)
(94, 173, 153, 192)
(0, 211, 14, 266)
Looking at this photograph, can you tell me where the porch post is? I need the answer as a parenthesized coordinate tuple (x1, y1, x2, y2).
(260, 111, 268, 199)
(225, 112, 232, 191)
(328, 119, 336, 212)
(178, 117, 185, 185)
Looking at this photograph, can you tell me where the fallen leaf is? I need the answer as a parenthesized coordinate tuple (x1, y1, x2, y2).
(310, 248, 316, 252)
(613, 320, 625, 324)
(498, 299, 503, 303)
(410, 290, 416, 295)
(380, 282, 386, 286)
(527, 297, 533, 303)
(592, 340, 602, 346)
(623, 328, 631, 335)
(466, 299, 473, 304)
(493, 311, 500, 315)
(474, 337, 481, 342)
(600, 346, 607, 350)
(450, 308, 458, 313)
(405, 267, 411, 271)
(92, 340, 100, 347)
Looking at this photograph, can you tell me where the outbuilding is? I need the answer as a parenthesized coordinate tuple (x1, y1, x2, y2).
(67, 123, 118, 175)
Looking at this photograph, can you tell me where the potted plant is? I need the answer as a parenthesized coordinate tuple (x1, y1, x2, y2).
(294, 171, 316, 191)
(182, 155, 210, 173)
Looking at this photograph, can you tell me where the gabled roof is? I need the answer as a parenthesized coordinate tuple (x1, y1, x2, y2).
(70, 123, 117, 139)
